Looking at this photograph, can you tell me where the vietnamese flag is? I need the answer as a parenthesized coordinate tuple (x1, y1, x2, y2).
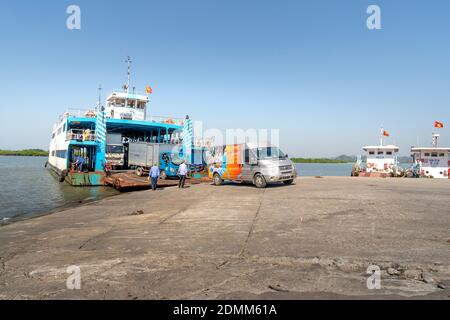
(435, 121, 444, 129)
(383, 131, 390, 137)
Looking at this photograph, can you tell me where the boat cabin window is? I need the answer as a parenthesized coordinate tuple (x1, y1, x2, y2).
(431, 153, 438, 158)
(369, 151, 375, 155)
(439, 153, 445, 157)
(137, 101, 146, 109)
(424, 153, 430, 157)
(109, 98, 146, 109)
(56, 150, 67, 158)
(386, 151, 393, 155)
(378, 151, 384, 155)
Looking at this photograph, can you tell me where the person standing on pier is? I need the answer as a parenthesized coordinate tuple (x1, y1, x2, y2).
(149, 164, 160, 191)
(178, 161, 188, 189)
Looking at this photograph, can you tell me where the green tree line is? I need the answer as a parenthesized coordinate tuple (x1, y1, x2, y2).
(290, 158, 349, 164)
(0, 149, 49, 157)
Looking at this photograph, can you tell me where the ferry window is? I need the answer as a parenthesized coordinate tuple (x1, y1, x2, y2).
(378, 151, 384, 155)
(386, 151, 393, 155)
(52, 133, 55, 139)
(114, 99, 125, 107)
(369, 151, 375, 155)
(424, 153, 430, 157)
(431, 153, 438, 157)
(439, 153, 445, 157)
(56, 150, 67, 158)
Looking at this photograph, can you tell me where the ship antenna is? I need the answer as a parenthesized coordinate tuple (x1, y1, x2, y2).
(432, 133, 439, 148)
(380, 126, 384, 146)
(126, 56, 132, 94)
(97, 84, 102, 111)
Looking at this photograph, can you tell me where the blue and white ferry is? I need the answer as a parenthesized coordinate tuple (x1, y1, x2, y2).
(47, 58, 185, 186)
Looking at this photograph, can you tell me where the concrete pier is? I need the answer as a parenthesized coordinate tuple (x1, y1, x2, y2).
(0, 177, 449, 299)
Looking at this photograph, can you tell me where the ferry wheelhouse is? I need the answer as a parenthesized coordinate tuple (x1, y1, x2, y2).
(47, 59, 185, 186)
(352, 129, 401, 177)
(410, 134, 450, 179)
(363, 145, 400, 173)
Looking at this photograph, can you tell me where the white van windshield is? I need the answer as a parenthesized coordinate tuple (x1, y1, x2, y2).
(255, 147, 286, 160)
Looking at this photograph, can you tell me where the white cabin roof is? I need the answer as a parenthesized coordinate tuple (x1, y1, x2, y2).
(106, 91, 149, 102)
(363, 145, 399, 152)
(411, 147, 450, 152)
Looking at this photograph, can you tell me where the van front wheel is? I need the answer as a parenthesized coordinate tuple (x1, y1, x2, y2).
(213, 173, 223, 186)
(254, 174, 267, 188)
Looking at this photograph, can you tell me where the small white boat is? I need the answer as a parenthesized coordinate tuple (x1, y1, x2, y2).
(352, 128, 402, 177)
(411, 134, 450, 179)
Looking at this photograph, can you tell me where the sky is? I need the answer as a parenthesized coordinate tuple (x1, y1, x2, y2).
(0, 0, 450, 157)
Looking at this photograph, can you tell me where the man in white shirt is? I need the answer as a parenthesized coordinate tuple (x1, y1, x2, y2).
(178, 161, 188, 189)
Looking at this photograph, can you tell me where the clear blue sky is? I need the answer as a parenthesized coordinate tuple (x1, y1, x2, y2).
(1, 0, 449, 157)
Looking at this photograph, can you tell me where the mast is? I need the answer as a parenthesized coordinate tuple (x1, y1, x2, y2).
(126, 56, 132, 94)
(124, 56, 132, 108)
(380, 127, 384, 146)
(97, 84, 102, 112)
(432, 133, 440, 148)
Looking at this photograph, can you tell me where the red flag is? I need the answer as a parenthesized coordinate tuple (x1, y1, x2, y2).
(435, 121, 444, 129)
(383, 131, 390, 137)
(146, 86, 153, 94)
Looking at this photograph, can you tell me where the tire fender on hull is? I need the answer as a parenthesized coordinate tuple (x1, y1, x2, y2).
(59, 170, 68, 183)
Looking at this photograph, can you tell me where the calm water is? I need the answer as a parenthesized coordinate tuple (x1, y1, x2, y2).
(0, 158, 391, 223)
(0, 156, 119, 224)
(295, 163, 354, 177)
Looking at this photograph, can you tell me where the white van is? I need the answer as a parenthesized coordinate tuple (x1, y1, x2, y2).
(207, 143, 297, 188)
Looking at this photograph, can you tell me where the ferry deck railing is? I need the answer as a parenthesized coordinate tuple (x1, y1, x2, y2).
(67, 129, 97, 142)
(60, 108, 185, 127)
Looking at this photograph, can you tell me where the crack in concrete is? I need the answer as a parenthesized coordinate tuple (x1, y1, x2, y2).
(159, 208, 187, 225)
(79, 227, 115, 250)
(239, 189, 266, 259)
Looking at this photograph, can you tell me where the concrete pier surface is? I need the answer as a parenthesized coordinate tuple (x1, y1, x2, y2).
(0, 177, 449, 300)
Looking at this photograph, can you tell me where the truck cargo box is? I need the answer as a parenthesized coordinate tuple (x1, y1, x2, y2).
(128, 142, 178, 168)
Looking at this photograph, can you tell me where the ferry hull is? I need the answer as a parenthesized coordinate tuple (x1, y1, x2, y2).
(47, 163, 106, 186)
(66, 172, 106, 186)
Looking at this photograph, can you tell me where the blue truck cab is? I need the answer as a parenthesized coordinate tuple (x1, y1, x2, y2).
(160, 150, 184, 179)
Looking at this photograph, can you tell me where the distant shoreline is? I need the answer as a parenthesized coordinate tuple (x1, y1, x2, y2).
(291, 158, 351, 164)
(0, 149, 48, 157)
